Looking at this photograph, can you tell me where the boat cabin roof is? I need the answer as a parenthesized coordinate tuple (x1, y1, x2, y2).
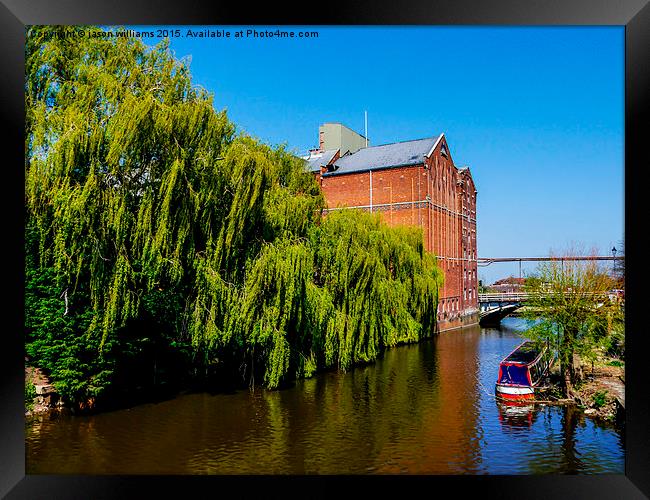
(503, 341, 542, 365)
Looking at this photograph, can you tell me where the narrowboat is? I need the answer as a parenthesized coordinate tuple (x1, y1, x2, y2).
(495, 341, 552, 402)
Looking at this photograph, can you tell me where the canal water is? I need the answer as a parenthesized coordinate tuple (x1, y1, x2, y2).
(26, 317, 624, 474)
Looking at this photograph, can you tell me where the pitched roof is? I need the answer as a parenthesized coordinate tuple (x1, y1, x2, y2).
(305, 149, 339, 172)
(323, 136, 439, 177)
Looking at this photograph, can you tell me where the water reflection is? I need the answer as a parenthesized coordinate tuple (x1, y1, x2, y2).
(497, 402, 537, 430)
(26, 318, 624, 474)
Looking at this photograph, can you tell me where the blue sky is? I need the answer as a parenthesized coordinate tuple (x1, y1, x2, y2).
(135, 26, 624, 283)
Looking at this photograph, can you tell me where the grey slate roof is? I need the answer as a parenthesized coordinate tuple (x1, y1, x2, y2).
(324, 136, 439, 177)
(305, 149, 339, 172)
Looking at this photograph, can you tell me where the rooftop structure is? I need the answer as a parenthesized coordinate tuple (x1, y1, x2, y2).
(318, 122, 368, 156)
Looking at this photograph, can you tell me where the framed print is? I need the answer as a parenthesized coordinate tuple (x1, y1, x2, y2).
(2, 0, 649, 497)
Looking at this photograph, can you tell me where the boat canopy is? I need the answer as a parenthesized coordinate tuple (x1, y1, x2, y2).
(498, 364, 530, 386)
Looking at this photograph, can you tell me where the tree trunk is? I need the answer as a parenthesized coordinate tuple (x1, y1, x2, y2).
(561, 362, 574, 398)
(571, 352, 583, 384)
(560, 328, 580, 399)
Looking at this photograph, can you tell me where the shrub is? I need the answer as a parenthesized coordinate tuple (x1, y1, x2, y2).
(25, 381, 37, 412)
(593, 390, 608, 408)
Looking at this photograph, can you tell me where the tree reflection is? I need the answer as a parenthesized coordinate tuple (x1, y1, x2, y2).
(559, 406, 584, 473)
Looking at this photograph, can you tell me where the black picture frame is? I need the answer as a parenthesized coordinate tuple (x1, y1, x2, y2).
(2, 1, 648, 497)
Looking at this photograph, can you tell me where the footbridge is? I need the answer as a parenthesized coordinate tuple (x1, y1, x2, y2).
(478, 291, 620, 327)
(478, 293, 530, 327)
(476, 255, 623, 326)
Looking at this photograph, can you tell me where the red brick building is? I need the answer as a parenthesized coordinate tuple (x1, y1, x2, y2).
(305, 123, 479, 332)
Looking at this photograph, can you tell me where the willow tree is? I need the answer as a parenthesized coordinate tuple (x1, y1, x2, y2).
(522, 252, 622, 397)
(310, 211, 442, 371)
(27, 27, 246, 399)
(26, 26, 442, 404)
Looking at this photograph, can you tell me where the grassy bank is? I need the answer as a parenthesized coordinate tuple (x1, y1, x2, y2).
(538, 352, 624, 423)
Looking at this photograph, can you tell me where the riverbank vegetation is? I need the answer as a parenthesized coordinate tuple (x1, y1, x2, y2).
(25, 26, 443, 411)
(522, 251, 624, 402)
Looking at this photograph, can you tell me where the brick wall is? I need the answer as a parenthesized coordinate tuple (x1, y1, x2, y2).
(317, 136, 478, 331)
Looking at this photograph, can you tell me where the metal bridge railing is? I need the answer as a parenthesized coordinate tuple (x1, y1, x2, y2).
(477, 256, 623, 267)
(478, 293, 529, 302)
(478, 291, 618, 303)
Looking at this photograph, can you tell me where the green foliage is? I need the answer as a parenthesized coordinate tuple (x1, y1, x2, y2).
(522, 254, 624, 395)
(309, 211, 442, 371)
(25, 381, 37, 412)
(604, 317, 625, 358)
(25, 265, 108, 401)
(592, 390, 608, 408)
(25, 26, 442, 403)
(298, 352, 318, 379)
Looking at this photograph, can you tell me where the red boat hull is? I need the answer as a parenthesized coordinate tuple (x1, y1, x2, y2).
(495, 383, 535, 402)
